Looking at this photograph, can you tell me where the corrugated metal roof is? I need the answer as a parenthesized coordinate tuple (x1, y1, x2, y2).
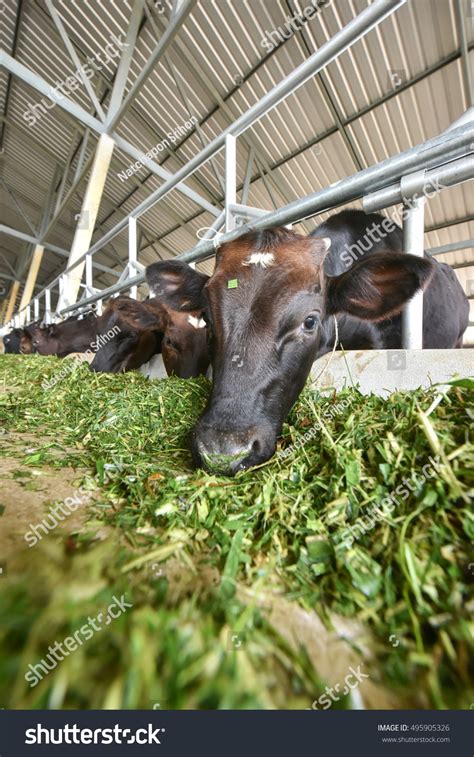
(0, 0, 472, 338)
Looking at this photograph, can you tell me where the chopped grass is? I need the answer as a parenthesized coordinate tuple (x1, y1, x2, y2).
(0, 354, 472, 709)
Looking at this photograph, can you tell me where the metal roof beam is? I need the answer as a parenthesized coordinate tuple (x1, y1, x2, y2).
(152, 8, 303, 218)
(426, 214, 474, 232)
(40, 0, 412, 260)
(105, 0, 197, 133)
(53, 131, 80, 215)
(451, 260, 474, 270)
(285, 0, 364, 173)
(0, 252, 17, 276)
(0, 179, 38, 236)
(73, 129, 90, 184)
(0, 271, 34, 284)
(45, 0, 106, 120)
(0, 115, 64, 167)
(31, 0, 222, 210)
(454, 0, 473, 109)
(0, 0, 25, 154)
(0, 52, 105, 130)
(0, 52, 220, 218)
(42, 166, 62, 235)
(427, 239, 474, 256)
(0, 225, 120, 277)
(143, 0, 225, 194)
(106, 0, 146, 121)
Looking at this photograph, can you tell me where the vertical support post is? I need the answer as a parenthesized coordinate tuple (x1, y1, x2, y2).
(26, 304, 31, 323)
(4, 280, 20, 324)
(18, 244, 44, 325)
(241, 146, 255, 206)
(85, 253, 93, 295)
(58, 274, 64, 307)
(129, 216, 138, 299)
(225, 134, 237, 232)
(402, 197, 425, 349)
(58, 133, 115, 311)
(0, 299, 7, 325)
(34, 298, 39, 321)
(45, 289, 51, 324)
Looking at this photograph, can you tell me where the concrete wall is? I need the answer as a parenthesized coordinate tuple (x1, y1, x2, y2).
(310, 349, 473, 397)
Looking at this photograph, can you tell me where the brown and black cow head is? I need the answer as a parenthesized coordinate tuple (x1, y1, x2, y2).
(26, 313, 97, 357)
(145, 261, 210, 379)
(3, 328, 23, 353)
(149, 228, 432, 475)
(89, 297, 162, 373)
(89, 267, 210, 379)
(3, 327, 33, 354)
(24, 322, 57, 355)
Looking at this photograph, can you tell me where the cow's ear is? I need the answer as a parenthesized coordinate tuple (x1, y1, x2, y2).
(146, 260, 209, 311)
(139, 300, 169, 331)
(325, 251, 433, 321)
(310, 236, 332, 266)
(108, 297, 168, 332)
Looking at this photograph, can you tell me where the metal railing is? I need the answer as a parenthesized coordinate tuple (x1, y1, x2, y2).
(7, 0, 474, 349)
(52, 120, 473, 312)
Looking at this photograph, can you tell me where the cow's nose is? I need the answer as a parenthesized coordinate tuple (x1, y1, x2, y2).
(194, 427, 263, 475)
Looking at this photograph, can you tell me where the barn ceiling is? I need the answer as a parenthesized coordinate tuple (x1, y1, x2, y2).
(0, 0, 473, 339)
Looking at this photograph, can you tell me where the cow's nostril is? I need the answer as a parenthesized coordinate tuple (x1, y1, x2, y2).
(250, 437, 261, 455)
(195, 427, 268, 476)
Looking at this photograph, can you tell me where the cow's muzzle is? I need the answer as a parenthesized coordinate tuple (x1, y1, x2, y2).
(192, 422, 276, 476)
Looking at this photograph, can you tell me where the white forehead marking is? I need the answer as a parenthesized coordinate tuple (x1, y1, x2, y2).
(187, 315, 206, 329)
(242, 252, 275, 268)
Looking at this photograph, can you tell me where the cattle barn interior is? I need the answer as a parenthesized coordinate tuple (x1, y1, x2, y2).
(0, 0, 473, 721)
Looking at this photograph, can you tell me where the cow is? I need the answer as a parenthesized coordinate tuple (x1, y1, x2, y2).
(2, 327, 34, 354)
(145, 225, 436, 475)
(89, 282, 209, 378)
(312, 209, 469, 349)
(3, 328, 23, 353)
(26, 312, 98, 357)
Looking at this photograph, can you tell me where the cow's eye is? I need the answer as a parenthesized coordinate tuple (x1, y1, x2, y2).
(303, 315, 318, 332)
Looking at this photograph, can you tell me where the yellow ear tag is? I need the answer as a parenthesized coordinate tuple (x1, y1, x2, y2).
(227, 279, 239, 289)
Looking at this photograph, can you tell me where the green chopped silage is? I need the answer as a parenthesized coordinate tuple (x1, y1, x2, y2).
(0, 354, 472, 709)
